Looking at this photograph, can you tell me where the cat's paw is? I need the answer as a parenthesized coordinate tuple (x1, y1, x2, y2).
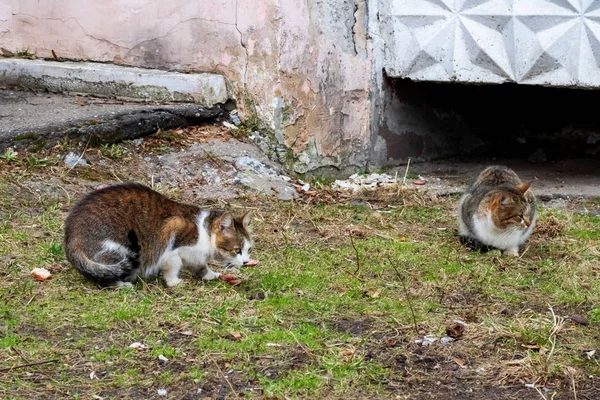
(202, 269, 221, 281)
(504, 249, 519, 257)
(165, 277, 183, 287)
(113, 281, 134, 289)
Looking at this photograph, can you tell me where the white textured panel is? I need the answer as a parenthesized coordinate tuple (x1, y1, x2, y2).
(382, 0, 600, 87)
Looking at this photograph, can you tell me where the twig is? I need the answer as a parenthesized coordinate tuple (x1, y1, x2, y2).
(348, 230, 360, 275)
(0, 359, 58, 373)
(402, 157, 412, 185)
(534, 385, 548, 400)
(571, 372, 578, 400)
(288, 330, 315, 359)
(387, 256, 419, 335)
(208, 356, 236, 395)
(10, 347, 29, 363)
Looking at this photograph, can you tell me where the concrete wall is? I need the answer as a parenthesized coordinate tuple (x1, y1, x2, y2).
(0, 0, 373, 175)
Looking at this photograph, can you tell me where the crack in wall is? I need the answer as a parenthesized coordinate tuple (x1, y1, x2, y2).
(12, 12, 236, 56)
(234, 0, 248, 95)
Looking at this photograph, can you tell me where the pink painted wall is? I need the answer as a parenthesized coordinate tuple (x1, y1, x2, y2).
(0, 0, 372, 173)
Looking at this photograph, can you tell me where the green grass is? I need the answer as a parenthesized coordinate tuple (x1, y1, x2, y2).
(0, 156, 599, 399)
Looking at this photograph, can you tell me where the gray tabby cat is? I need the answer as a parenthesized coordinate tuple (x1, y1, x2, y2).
(458, 166, 536, 256)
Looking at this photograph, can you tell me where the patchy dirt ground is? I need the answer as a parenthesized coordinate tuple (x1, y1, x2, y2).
(0, 126, 599, 399)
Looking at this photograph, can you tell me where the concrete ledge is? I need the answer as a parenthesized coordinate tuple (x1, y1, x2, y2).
(0, 90, 224, 151)
(0, 59, 228, 106)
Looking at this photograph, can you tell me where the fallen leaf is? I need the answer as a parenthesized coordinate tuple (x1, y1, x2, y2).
(370, 288, 383, 298)
(31, 268, 52, 281)
(385, 338, 398, 347)
(521, 344, 541, 350)
(412, 179, 427, 185)
(451, 357, 466, 368)
(338, 348, 355, 361)
(229, 331, 242, 341)
(445, 322, 465, 339)
(180, 330, 194, 336)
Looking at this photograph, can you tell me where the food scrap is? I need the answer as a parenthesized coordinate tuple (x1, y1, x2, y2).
(31, 268, 52, 281)
(219, 274, 242, 286)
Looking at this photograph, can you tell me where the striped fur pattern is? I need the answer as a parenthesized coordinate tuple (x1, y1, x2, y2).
(64, 183, 253, 287)
(458, 166, 536, 256)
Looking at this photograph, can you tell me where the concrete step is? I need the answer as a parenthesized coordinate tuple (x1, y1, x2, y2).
(0, 89, 224, 151)
(0, 59, 228, 106)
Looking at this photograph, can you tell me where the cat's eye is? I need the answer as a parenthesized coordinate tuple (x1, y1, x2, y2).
(233, 247, 241, 254)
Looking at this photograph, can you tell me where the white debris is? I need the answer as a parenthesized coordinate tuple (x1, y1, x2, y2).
(332, 173, 399, 192)
(158, 354, 169, 363)
(440, 336, 456, 344)
(128, 342, 148, 350)
(223, 121, 238, 130)
(64, 151, 88, 167)
(415, 334, 438, 346)
(89, 371, 97, 380)
(453, 320, 467, 326)
(301, 183, 310, 192)
(586, 349, 596, 359)
(157, 388, 167, 396)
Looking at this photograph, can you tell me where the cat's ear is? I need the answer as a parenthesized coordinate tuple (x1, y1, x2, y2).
(218, 213, 233, 231)
(516, 181, 532, 194)
(241, 212, 252, 230)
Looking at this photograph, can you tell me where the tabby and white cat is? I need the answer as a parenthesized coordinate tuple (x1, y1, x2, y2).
(64, 183, 253, 287)
(458, 166, 536, 256)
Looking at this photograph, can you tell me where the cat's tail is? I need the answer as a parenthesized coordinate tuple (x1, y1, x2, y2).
(66, 231, 141, 287)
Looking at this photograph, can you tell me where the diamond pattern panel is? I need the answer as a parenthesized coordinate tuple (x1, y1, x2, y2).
(382, 0, 600, 87)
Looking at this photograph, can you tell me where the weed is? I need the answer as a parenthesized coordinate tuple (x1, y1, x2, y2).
(100, 143, 129, 159)
(23, 154, 51, 168)
(0, 148, 18, 162)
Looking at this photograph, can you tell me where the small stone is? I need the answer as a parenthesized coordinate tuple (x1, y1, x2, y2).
(301, 183, 310, 192)
(158, 354, 168, 363)
(64, 152, 88, 167)
(133, 138, 143, 146)
(157, 388, 167, 396)
(249, 291, 265, 301)
(230, 111, 242, 126)
(144, 157, 151, 162)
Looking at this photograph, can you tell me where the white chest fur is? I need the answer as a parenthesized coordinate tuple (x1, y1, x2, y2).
(472, 211, 536, 251)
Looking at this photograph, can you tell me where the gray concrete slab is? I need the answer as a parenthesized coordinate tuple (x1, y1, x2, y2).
(0, 89, 223, 151)
(404, 158, 600, 199)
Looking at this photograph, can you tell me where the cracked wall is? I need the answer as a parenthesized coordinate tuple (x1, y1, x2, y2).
(0, 0, 374, 175)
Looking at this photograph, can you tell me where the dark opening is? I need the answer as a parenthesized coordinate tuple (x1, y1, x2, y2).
(378, 75, 600, 165)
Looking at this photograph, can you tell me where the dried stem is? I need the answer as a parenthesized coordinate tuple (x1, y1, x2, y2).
(0, 359, 58, 373)
(349, 230, 360, 275)
(402, 157, 412, 185)
(208, 355, 236, 395)
(387, 256, 419, 335)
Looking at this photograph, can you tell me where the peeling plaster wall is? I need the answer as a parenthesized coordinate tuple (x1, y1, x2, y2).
(0, 0, 374, 174)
